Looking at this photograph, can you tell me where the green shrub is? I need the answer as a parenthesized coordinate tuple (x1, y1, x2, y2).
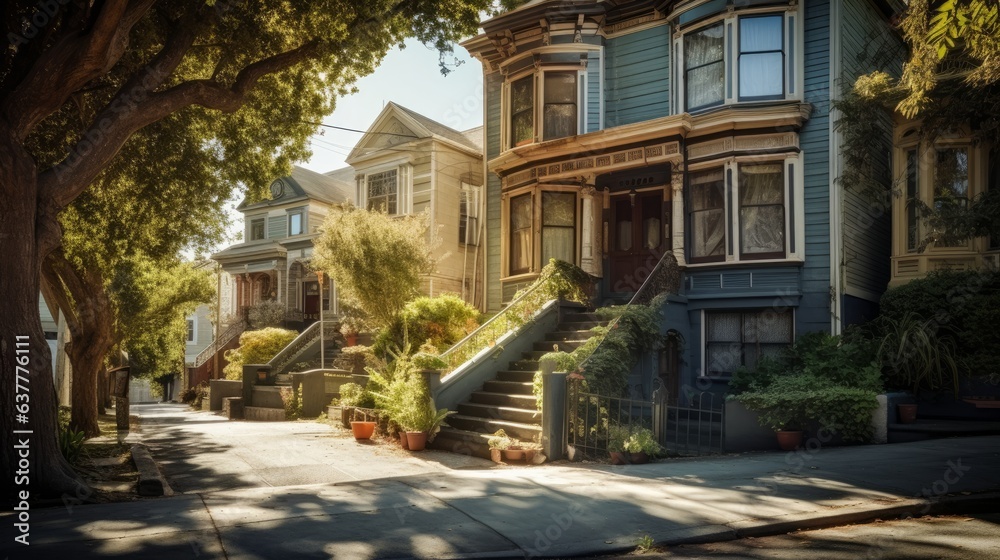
(338, 382, 375, 408)
(877, 312, 962, 394)
(488, 429, 514, 450)
(581, 303, 662, 396)
(373, 294, 481, 357)
(223, 328, 298, 380)
(59, 428, 86, 465)
(280, 386, 302, 420)
(247, 300, 287, 329)
(729, 333, 882, 442)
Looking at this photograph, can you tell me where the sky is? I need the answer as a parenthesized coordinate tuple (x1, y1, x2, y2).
(300, 38, 485, 174)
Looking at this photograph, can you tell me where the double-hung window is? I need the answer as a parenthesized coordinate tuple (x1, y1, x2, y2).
(510, 77, 534, 148)
(460, 185, 480, 245)
(684, 23, 725, 111)
(738, 164, 785, 258)
(186, 318, 196, 344)
(250, 218, 266, 241)
(689, 168, 726, 261)
(906, 149, 920, 252)
(366, 169, 398, 214)
(704, 309, 793, 376)
(738, 15, 784, 100)
(543, 72, 578, 141)
(288, 211, 304, 236)
(541, 192, 576, 264)
(509, 193, 533, 275)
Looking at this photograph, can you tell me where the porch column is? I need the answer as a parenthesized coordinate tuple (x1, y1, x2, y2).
(671, 163, 687, 267)
(580, 186, 601, 277)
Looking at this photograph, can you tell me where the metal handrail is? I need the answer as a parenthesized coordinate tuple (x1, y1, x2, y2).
(439, 279, 547, 364)
(192, 319, 247, 368)
(268, 319, 340, 372)
(575, 250, 676, 374)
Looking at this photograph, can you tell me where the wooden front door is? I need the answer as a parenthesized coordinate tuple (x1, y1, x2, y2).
(609, 191, 669, 293)
(303, 281, 320, 323)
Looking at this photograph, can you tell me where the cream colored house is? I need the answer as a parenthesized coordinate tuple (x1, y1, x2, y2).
(345, 102, 485, 308)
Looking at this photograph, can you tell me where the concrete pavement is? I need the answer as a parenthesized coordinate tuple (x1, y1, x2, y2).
(3, 404, 999, 559)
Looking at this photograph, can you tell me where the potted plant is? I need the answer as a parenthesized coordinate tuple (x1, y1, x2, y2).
(735, 390, 810, 451)
(607, 425, 630, 465)
(503, 441, 525, 462)
(340, 317, 363, 347)
(623, 428, 660, 464)
(350, 420, 376, 440)
(487, 429, 512, 463)
(404, 397, 453, 452)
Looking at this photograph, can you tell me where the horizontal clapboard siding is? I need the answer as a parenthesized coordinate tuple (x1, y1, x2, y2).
(604, 25, 670, 127)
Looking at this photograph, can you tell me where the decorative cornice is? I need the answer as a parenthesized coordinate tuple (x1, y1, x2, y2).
(502, 141, 681, 189)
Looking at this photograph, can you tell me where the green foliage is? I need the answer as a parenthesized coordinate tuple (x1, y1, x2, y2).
(223, 328, 298, 380)
(441, 259, 591, 370)
(877, 313, 962, 394)
(313, 205, 435, 329)
(373, 294, 481, 357)
(729, 333, 881, 441)
(338, 382, 376, 409)
(607, 425, 660, 455)
(579, 304, 662, 396)
(58, 428, 86, 465)
(487, 429, 515, 450)
(636, 535, 655, 554)
(878, 270, 1000, 384)
(248, 300, 287, 329)
(280, 386, 303, 420)
(412, 352, 449, 371)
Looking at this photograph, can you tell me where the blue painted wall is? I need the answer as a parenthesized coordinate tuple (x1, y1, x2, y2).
(604, 24, 671, 127)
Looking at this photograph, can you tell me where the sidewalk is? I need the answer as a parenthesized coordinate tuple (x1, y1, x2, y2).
(4, 434, 999, 559)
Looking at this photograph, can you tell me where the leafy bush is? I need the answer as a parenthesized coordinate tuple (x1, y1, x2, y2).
(280, 386, 303, 420)
(223, 328, 298, 380)
(606, 425, 660, 455)
(373, 294, 481, 357)
(877, 312, 962, 394)
(729, 333, 881, 442)
(338, 382, 375, 408)
(59, 428, 86, 465)
(877, 270, 1000, 385)
(488, 429, 515, 450)
(247, 299, 286, 329)
(581, 303, 662, 396)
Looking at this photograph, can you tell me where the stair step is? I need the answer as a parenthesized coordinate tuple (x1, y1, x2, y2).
(558, 320, 603, 330)
(446, 415, 541, 440)
(562, 312, 601, 322)
(457, 402, 540, 424)
(522, 350, 552, 361)
(429, 428, 492, 459)
(507, 359, 540, 372)
(470, 392, 538, 408)
(244, 406, 286, 422)
(496, 370, 536, 383)
(483, 380, 534, 395)
(545, 330, 596, 342)
(533, 339, 587, 352)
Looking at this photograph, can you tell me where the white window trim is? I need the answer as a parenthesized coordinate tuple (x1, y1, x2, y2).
(287, 208, 306, 236)
(357, 162, 413, 216)
(685, 153, 804, 267)
(501, 57, 595, 151)
(186, 316, 197, 345)
(460, 182, 481, 246)
(672, 4, 802, 115)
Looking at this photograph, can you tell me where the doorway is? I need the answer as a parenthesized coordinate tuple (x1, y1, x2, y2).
(608, 190, 669, 293)
(303, 281, 320, 323)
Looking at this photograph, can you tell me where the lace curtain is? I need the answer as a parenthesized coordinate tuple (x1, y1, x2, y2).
(685, 23, 725, 109)
(690, 168, 726, 259)
(739, 164, 784, 255)
(541, 192, 575, 264)
(510, 194, 532, 273)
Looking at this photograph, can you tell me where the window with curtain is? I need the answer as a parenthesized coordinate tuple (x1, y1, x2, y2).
(510, 193, 533, 274)
(366, 169, 398, 214)
(739, 164, 785, 258)
(542, 192, 576, 265)
(934, 148, 969, 247)
(705, 309, 792, 377)
(543, 72, 577, 141)
(906, 149, 919, 252)
(739, 15, 784, 100)
(510, 77, 534, 147)
(685, 22, 725, 111)
(689, 168, 726, 261)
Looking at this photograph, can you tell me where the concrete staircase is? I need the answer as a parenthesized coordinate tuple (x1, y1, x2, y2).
(244, 373, 293, 421)
(431, 310, 607, 458)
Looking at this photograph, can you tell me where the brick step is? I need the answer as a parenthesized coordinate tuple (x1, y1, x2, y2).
(496, 370, 536, 383)
(446, 415, 541, 441)
(244, 406, 286, 422)
(457, 402, 540, 424)
(483, 380, 534, 395)
(469, 391, 538, 408)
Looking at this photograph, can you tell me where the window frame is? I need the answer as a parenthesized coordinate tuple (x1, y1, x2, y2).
(366, 169, 399, 214)
(737, 162, 786, 260)
(186, 317, 197, 344)
(501, 58, 590, 151)
(508, 192, 534, 276)
(687, 167, 727, 264)
(684, 21, 726, 112)
(509, 75, 535, 148)
(503, 185, 581, 278)
(540, 191, 578, 265)
(287, 210, 305, 236)
(541, 71, 579, 142)
(702, 308, 794, 379)
(460, 184, 481, 246)
(249, 217, 266, 241)
(673, 7, 799, 114)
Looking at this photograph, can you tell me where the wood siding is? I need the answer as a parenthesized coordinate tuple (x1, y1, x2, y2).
(604, 25, 671, 127)
(486, 72, 504, 312)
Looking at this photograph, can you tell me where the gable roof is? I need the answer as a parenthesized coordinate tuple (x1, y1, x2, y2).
(346, 102, 483, 163)
(238, 165, 353, 211)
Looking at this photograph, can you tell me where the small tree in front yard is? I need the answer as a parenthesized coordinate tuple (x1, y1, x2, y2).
(223, 328, 298, 380)
(313, 205, 436, 329)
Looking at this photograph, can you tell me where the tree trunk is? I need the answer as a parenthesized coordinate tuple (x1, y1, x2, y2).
(97, 366, 109, 414)
(0, 132, 88, 501)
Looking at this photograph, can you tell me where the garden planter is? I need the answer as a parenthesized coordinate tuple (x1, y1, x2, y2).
(406, 431, 427, 451)
(629, 451, 649, 464)
(490, 449, 502, 463)
(345, 334, 358, 347)
(609, 451, 628, 465)
(898, 403, 918, 424)
(399, 431, 410, 449)
(776, 430, 803, 451)
(351, 421, 376, 440)
(503, 449, 524, 461)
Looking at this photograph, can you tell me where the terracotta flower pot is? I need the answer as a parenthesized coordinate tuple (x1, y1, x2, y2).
(609, 451, 628, 465)
(503, 449, 524, 461)
(406, 431, 427, 451)
(490, 448, 503, 463)
(345, 334, 358, 347)
(776, 430, 803, 451)
(629, 451, 649, 464)
(351, 421, 376, 440)
(898, 403, 918, 424)
(399, 431, 409, 450)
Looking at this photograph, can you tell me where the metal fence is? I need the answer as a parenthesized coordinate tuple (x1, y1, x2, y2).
(566, 379, 725, 459)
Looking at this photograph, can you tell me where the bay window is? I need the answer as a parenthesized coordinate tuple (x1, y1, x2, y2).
(541, 192, 576, 264)
(510, 193, 532, 275)
(543, 72, 578, 141)
(738, 164, 785, 258)
(504, 61, 589, 150)
(738, 15, 784, 100)
(510, 76, 534, 148)
(684, 23, 725, 111)
(906, 149, 919, 252)
(689, 168, 726, 262)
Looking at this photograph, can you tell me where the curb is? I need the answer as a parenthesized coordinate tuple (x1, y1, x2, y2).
(131, 444, 173, 497)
